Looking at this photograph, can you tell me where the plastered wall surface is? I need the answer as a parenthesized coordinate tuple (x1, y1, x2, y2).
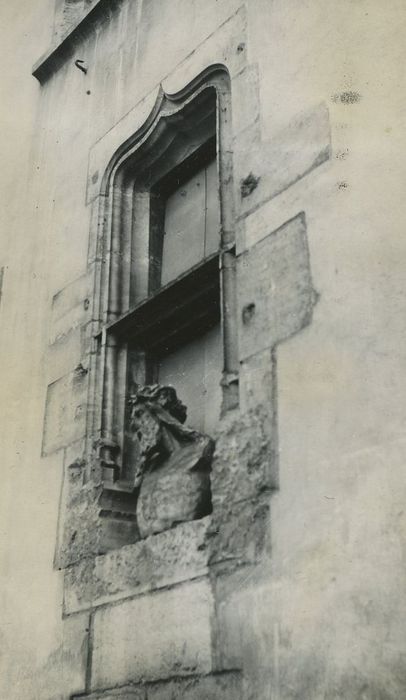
(1, 1, 406, 698)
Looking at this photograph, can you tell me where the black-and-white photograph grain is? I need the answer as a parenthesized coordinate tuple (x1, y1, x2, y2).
(1, 1, 405, 698)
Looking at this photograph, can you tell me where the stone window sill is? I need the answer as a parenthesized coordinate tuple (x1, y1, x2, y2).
(63, 516, 211, 616)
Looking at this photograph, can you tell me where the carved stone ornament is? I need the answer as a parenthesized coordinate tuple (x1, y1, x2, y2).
(128, 384, 215, 537)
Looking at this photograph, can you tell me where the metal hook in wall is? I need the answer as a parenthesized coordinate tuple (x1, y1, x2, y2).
(74, 59, 88, 74)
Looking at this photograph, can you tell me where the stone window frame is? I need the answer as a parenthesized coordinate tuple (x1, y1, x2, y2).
(48, 32, 326, 686)
(87, 66, 239, 541)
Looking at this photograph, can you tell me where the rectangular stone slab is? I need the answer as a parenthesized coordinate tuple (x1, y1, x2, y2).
(90, 579, 213, 688)
(237, 213, 315, 360)
(64, 517, 210, 614)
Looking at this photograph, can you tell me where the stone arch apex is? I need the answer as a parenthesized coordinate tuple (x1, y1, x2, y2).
(99, 63, 231, 198)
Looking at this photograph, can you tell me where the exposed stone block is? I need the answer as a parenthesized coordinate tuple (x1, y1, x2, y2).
(73, 691, 146, 700)
(64, 517, 210, 614)
(53, 0, 92, 43)
(239, 347, 276, 416)
(237, 213, 316, 360)
(55, 460, 103, 568)
(234, 103, 331, 217)
(91, 580, 213, 689)
(56, 613, 90, 698)
(72, 673, 243, 700)
(50, 272, 91, 344)
(147, 671, 243, 699)
(42, 366, 88, 455)
(48, 318, 94, 386)
(55, 454, 140, 570)
(208, 495, 270, 567)
(47, 326, 83, 384)
(211, 407, 276, 508)
(211, 568, 257, 671)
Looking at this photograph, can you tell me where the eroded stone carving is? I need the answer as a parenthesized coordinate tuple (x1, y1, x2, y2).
(128, 384, 214, 537)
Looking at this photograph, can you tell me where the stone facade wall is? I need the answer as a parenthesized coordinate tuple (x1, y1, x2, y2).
(1, 1, 406, 699)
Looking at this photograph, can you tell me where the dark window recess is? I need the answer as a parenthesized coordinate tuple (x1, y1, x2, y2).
(113, 253, 223, 445)
(109, 253, 220, 355)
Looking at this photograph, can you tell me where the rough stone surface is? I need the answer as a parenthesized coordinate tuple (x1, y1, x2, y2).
(55, 460, 103, 568)
(237, 213, 316, 360)
(98, 512, 140, 554)
(91, 580, 213, 689)
(208, 495, 270, 567)
(73, 692, 146, 700)
(42, 367, 88, 455)
(4, 1, 406, 699)
(239, 347, 276, 416)
(211, 406, 276, 507)
(211, 568, 254, 671)
(53, 0, 98, 43)
(50, 272, 91, 345)
(72, 673, 242, 700)
(48, 326, 84, 384)
(138, 462, 211, 538)
(64, 517, 210, 614)
(147, 672, 243, 700)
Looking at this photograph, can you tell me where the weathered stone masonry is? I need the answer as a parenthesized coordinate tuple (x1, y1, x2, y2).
(36, 2, 329, 698)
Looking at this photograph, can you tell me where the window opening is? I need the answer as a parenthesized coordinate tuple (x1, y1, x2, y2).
(161, 156, 220, 286)
(96, 72, 237, 540)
